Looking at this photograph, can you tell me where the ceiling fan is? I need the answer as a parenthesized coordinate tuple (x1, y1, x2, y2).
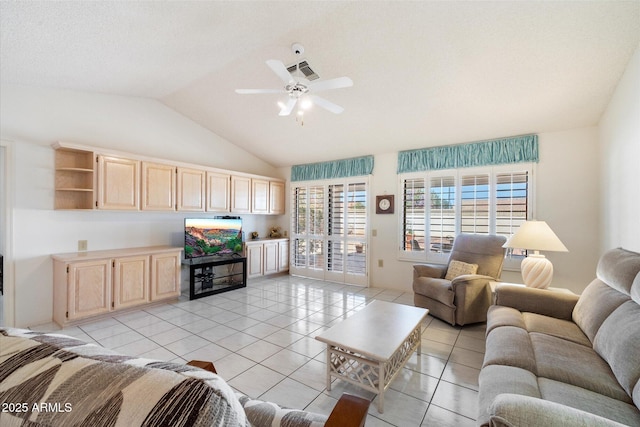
(235, 43, 353, 117)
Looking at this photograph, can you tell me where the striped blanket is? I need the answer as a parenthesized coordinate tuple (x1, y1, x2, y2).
(0, 327, 248, 427)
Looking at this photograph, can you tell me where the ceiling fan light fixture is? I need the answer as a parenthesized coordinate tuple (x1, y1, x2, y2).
(300, 98, 313, 110)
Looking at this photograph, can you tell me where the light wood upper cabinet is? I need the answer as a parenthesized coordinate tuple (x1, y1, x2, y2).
(177, 167, 206, 211)
(113, 255, 150, 309)
(252, 179, 270, 214)
(231, 175, 251, 213)
(269, 181, 285, 215)
(97, 155, 140, 210)
(141, 162, 176, 211)
(206, 172, 230, 212)
(66, 259, 112, 320)
(150, 252, 181, 301)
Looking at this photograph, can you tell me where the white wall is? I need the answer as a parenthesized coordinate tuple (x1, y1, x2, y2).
(599, 44, 640, 253)
(1, 84, 285, 327)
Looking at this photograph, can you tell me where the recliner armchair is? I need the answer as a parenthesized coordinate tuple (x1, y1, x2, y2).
(413, 233, 507, 326)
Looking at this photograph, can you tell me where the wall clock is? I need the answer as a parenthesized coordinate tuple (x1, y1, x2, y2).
(376, 195, 394, 214)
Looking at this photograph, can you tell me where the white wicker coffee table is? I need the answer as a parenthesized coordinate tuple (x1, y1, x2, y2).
(315, 300, 429, 413)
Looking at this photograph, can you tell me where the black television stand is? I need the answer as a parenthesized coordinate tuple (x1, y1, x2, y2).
(182, 256, 247, 300)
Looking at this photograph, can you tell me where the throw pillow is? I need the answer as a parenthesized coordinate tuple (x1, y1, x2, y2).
(445, 259, 478, 280)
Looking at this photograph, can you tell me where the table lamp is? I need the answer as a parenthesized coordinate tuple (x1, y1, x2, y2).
(503, 220, 568, 289)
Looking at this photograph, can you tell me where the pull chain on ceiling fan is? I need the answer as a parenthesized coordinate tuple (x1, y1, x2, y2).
(235, 43, 353, 119)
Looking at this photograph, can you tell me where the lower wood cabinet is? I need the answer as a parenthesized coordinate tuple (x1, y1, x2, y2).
(53, 246, 182, 326)
(245, 238, 289, 279)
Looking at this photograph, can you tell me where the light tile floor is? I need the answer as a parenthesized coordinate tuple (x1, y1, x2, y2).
(34, 275, 485, 427)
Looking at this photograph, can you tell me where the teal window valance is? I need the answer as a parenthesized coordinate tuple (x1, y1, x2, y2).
(397, 134, 538, 173)
(291, 155, 374, 182)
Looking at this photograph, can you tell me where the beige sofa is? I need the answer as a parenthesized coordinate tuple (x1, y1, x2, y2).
(0, 327, 368, 427)
(478, 248, 640, 426)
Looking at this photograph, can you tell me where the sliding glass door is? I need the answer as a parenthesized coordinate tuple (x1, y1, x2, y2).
(291, 178, 368, 286)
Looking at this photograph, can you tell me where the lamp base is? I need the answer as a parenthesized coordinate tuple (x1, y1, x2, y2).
(521, 254, 553, 289)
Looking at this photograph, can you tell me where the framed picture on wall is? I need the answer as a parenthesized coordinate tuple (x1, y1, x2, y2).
(376, 195, 394, 214)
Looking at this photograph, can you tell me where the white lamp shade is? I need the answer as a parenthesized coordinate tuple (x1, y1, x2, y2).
(503, 221, 568, 252)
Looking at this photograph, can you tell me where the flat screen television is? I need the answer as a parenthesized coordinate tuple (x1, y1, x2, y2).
(184, 218, 243, 258)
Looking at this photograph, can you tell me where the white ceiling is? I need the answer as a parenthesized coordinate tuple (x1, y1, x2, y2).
(2, 1, 639, 168)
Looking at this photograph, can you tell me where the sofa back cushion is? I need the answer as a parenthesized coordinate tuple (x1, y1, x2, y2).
(596, 248, 640, 296)
(572, 279, 629, 343)
(593, 300, 640, 398)
(573, 248, 640, 343)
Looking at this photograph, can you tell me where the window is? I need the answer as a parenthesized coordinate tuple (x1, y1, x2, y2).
(399, 164, 533, 265)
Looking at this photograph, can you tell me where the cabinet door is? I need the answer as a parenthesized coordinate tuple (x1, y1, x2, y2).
(206, 172, 230, 212)
(252, 179, 270, 214)
(177, 167, 206, 211)
(269, 181, 285, 215)
(231, 176, 251, 213)
(67, 259, 112, 320)
(246, 244, 264, 278)
(278, 240, 290, 272)
(151, 252, 181, 301)
(263, 241, 279, 275)
(113, 255, 149, 309)
(141, 162, 176, 211)
(97, 155, 140, 210)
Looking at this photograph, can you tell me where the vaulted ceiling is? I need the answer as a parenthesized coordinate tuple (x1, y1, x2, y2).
(2, 1, 639, 167)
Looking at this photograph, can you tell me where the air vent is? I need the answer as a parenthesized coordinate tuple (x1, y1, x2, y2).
(287, 60, 319, 81)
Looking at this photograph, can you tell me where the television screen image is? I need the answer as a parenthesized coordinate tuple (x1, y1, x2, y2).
(185, 218, 243, 258)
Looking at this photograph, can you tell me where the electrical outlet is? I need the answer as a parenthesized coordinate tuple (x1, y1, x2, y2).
(372, 229, 377, 237)
(78, 240, 88, 251)
(378, 259, 383, 268)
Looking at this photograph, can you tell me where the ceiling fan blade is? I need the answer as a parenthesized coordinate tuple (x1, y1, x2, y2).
(279, 98, 297, 116)
(308, 77, 353, 92)
(266, 59, 294, 84)
(235, 88, 286, 94)
(310, 95, 344, 114)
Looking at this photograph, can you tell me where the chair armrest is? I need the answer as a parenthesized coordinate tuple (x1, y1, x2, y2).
(451, 274, 494, 286)
(413, 263, 446, 279)
(325, 393, 371, 427)
(495, 285, 579, 320)
(187, 360, 218, 374)
(489, 394, 626, 427)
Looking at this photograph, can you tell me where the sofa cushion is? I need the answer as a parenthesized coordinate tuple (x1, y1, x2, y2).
(477, 365, 541, 426)
(632, 272, 640, 305)
(484, 326, 537, 374)
(412, 277, 454, 306)
(237, 394, 327, 427)
(486, 305, 526, 336)
(593, 300, 640, 397)
(539, 378, 640, 426)
(488, 394, 635, 427)
(573, 279, 630, 343)
(523, 312, 591, 347)
(444, 259, 478, 280)
(530, 332, 632, 403)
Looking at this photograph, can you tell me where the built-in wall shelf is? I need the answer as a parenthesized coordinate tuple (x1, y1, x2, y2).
(54, 145, 95, 209)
